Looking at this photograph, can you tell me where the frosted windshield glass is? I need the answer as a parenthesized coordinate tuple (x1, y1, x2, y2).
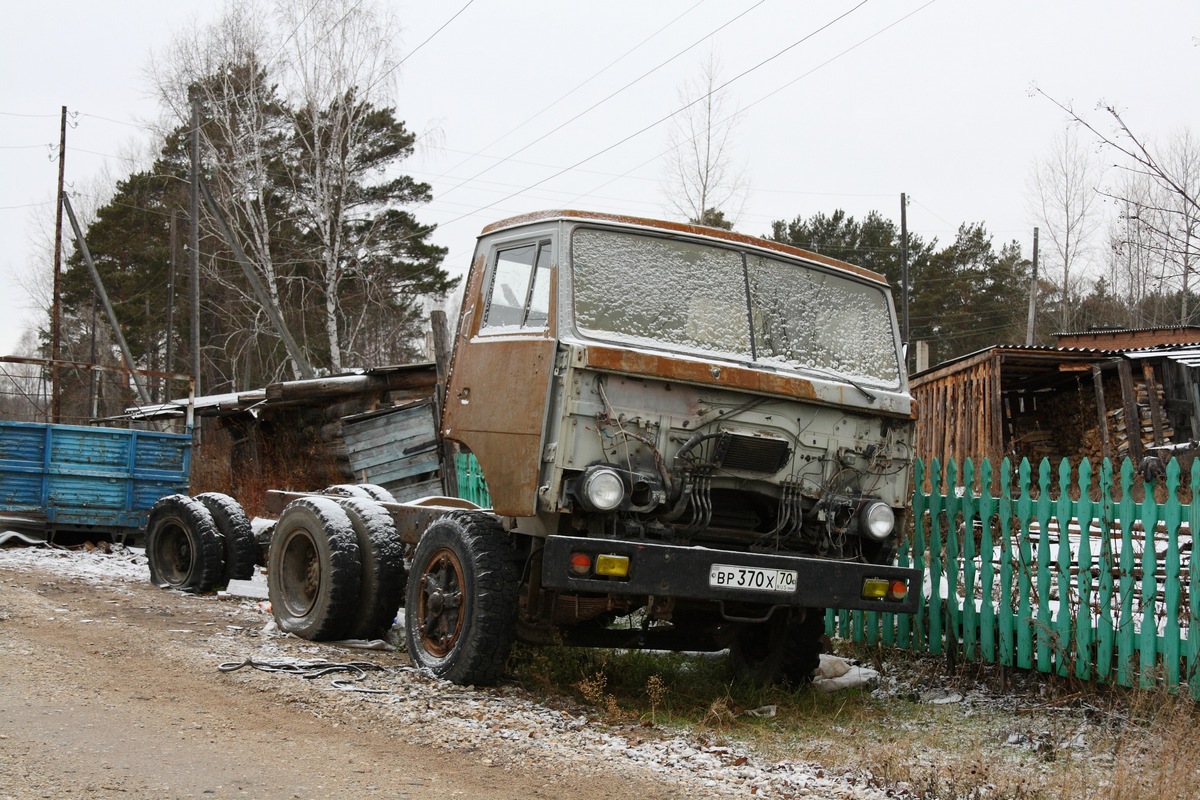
(747, 255, 899, 385)
(571, 228, 900, 387)
(573, 229, 749, 357)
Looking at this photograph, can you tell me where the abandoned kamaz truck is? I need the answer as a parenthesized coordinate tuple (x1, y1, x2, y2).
(146, 210, 920, 687)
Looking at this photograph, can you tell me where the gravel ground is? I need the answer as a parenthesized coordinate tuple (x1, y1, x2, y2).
(0, 542, 912, 800)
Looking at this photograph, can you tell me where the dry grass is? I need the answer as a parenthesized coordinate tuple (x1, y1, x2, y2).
(509, 641, 1200, 800)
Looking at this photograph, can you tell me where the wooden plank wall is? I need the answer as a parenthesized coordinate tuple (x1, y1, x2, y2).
(911, 357, 1000, 486)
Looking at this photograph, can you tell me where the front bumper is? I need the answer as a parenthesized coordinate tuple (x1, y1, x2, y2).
(540, 535, 920, 614)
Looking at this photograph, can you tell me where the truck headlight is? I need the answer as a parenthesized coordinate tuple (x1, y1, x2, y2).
(581, 468, 624, 512)
(860, 500, 895, 541)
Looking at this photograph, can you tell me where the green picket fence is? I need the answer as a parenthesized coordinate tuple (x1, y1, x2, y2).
(455, 453, 492, 508)
(456, 450, 1200, 696)
(830, 456, 1200, 699)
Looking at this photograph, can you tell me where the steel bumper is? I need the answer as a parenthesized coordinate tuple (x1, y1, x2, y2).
(539, 535, 920, 614)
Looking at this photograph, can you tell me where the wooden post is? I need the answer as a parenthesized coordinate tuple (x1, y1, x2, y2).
(1091, 364, 1112, 462)
(1140, 362, 1165, 446)
(431, 310, 458, 498)
(989, 351, 1004, 462)
(1116, 359, 1143, 463)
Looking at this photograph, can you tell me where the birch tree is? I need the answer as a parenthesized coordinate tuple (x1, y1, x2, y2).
(663, 51, 748, 230)
(1026, 127, 1103, 332)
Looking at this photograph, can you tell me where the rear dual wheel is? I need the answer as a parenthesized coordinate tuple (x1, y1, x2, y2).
(146, 494, 225, 593)
(267, 496, 362, 640)
(195, 492, 257, 580)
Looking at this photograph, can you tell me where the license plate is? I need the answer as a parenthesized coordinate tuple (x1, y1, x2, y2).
(708, 564, 797, 593)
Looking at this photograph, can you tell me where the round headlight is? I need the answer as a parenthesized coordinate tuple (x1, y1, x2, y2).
(861, 501, 895, 541)
(582, 469, 624, 512)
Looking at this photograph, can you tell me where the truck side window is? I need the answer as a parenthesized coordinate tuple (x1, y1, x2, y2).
(482, 241, 552, 330)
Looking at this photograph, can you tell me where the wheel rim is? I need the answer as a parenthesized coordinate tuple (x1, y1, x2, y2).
(415, 546, 465, 658)
(152, 520, 192, 587)
(279, 527, 321, 618)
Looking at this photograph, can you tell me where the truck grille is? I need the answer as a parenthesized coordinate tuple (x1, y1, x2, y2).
(712, 432, 791, 473)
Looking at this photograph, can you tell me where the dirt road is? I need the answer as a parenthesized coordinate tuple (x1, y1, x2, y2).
(0, 547, 898, 800)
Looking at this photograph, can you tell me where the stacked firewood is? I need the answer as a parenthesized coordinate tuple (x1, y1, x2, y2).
(1108, 379, 1171, 460)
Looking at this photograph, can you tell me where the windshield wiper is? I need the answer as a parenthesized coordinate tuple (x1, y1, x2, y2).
(800, 366, 877, 403)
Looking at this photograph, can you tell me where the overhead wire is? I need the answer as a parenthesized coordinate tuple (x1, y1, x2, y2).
(421, 1, 873, 238)
(567, 0, 936, 209)
(433, 0, 768, 204)
(426, 0, 705, 183)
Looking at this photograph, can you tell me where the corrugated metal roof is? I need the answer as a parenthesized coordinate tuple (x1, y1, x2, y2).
(910, 343, 1113, 380)
(1123, 343, 1200, 367)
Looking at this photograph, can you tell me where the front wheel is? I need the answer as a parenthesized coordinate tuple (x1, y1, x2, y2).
(728, 608, 825, 687)
(405, 511, 519, 686)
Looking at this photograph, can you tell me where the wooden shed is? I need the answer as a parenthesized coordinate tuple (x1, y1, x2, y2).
(911, 336, 1200, 473)
(910, 345, 1110, 470)
(173, 364, 444, 515)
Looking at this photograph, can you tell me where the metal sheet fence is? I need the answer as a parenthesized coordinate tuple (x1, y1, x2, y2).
(829, 456, 1200, 698)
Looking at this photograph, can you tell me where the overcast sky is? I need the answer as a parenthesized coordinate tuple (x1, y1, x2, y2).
(2, 1, 1197, 361)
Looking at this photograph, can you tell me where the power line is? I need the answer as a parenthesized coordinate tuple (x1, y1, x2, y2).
(427, 0, 705, 184)
(568, 0, 934, 208)
(0, 201, 54, 211)
(395, 0, 475, 68)
(430, 2, 870, 234)
(434, 1, 767, 204)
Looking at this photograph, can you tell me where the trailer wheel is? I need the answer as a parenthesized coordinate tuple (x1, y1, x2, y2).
(267, 496, 362, 640)
(145, 494, 225, 593)
(195, 492, 257, 581)
(728, 608, 825, 687)
(405, 510, 519, 685)
(335, 497, 406, 640)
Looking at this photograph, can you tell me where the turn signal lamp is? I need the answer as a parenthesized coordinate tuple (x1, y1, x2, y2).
(595, 554, 630, 577)
(569, 552, 592, 576)
(861, 578, 889, 600)
(887, 579, 908, 602)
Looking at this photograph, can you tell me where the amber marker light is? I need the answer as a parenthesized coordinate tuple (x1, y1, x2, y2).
(887, 579, 909, 602)
(594, 554, 630, 577)
(861, 578, 889, 600)
(569, 552, 592, 576)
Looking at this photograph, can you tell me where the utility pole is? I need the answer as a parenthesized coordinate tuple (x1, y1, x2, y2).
(900, 193, 909, 355)
(189, 93, 202, 429)
(50, 105, 67, 423)
(1025, 227, 1040, 346)
(165, 210, 176, 403)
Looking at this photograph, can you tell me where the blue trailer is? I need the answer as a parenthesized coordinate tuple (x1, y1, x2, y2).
(0, 421, 191, 542)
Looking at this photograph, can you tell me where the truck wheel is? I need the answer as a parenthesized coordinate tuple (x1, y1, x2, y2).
(357, 484, 396, 503)
(323, 484, 372, 499)
(335, 497, 406, 640)
(268, 496, 362, 640)
(405, 510, 519, 686)
(195, 492, 257, 581)
(728, 609, 824, 687)
(145, 494, 226, 593)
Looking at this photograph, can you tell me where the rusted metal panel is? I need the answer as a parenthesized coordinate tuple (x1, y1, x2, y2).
(442, 248, 558, 517)
(582, 344, 818, 400)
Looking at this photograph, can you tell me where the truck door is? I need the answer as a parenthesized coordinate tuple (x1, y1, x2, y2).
(443, 235, 557, 516)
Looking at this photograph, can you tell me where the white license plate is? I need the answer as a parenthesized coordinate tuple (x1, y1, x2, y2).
(708, 564, 797, 593)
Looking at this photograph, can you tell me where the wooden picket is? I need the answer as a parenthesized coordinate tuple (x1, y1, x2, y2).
(864, 456, 1200, 699)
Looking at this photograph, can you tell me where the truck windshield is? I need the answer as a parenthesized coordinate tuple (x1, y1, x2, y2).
(571, 227, 901, 388)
